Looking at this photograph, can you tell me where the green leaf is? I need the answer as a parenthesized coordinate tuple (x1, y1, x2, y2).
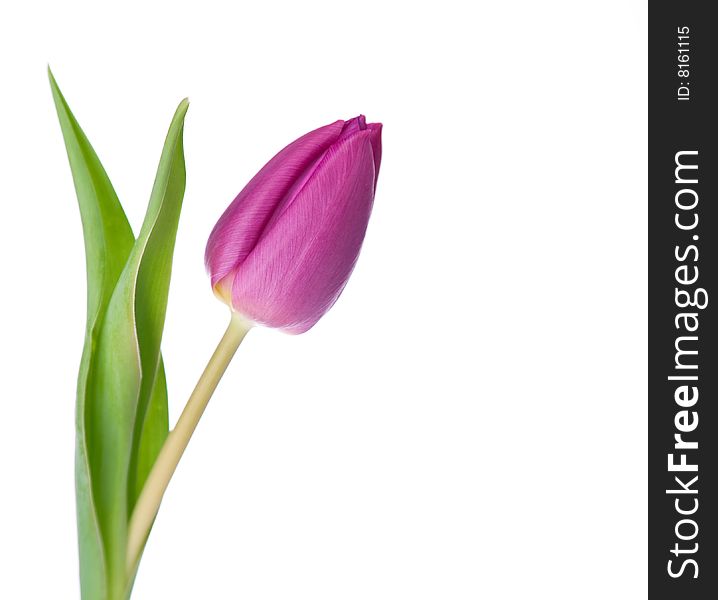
(50, 68, 134, 600)
(132, 356, 169, 509)
(50, 70, 182, 599)
(88, 97, 189, 597)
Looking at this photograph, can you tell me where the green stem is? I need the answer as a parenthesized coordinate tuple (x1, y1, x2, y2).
(126, 312, 252, 575)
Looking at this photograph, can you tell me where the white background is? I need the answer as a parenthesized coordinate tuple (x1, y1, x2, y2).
(0, 1, 647, 598)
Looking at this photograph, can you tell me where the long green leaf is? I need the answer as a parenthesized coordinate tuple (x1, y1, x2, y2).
(50, 69, 134, 600)
(50, 71, 177, 599)
(133, 357, 169, 507)
(89, 98, 189, 598)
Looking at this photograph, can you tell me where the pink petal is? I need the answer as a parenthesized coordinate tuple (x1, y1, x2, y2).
(205, 119, 345, 287)
(366, 123, 382, 187)
(229, 130, 377, 332)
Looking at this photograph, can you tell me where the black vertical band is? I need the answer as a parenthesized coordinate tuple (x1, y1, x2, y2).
(650, 5, 717, 598)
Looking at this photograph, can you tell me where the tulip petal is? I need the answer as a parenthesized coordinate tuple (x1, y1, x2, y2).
(366, 123, 383, 185)
(230, 130, 377, 332)
(338, 114, 366, 136)
(206, 120, 345, 288)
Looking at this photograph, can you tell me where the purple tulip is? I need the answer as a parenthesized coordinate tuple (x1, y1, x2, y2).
(205, 115, 382, 334)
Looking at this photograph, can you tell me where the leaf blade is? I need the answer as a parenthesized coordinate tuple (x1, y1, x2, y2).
(133, 360, 170, 504)
(49, 68, 135, 600)
(50, 71, 180, 599)
(128, 100, 188, 513)
(89, 99, 189, 596)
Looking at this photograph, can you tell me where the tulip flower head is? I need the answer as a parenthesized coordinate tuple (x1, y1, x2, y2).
(206, 115, 382, 333)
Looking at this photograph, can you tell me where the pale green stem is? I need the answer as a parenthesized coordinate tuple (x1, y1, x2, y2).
(126, 312, 252, 574)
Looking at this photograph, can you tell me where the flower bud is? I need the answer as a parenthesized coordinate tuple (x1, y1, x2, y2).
(206, 115, 382, 333)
